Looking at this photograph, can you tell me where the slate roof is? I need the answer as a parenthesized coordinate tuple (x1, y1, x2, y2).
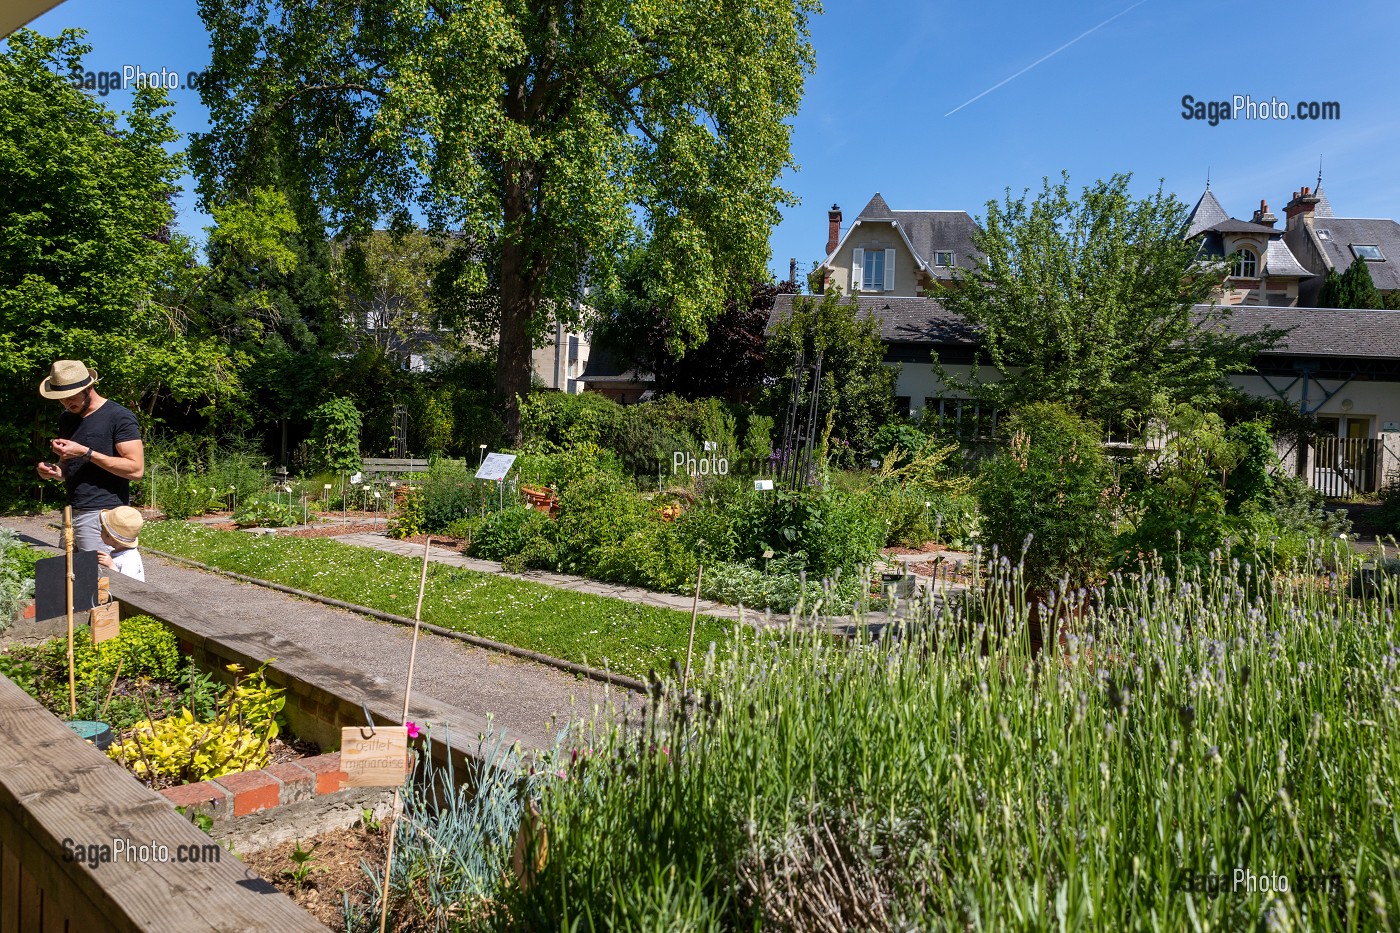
(1311, 217, 1400, 291)
(1186, 189, 1228, 239)
(892, 210, 984, 280)
(578, 344, 654, 384)
(1263, 240, 1313, 278)
(1198, 218, 1282, 236)
(857, 193, 895, 220)
(1314, 185, 1334, 219)
(1221, 304, 1400, 359)
(772, 294, 1400, 360)
(770, 294, 977, 345)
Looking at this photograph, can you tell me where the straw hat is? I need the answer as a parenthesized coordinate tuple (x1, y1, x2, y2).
(39, 360, 99, 399)
(99, 506, 143, 548)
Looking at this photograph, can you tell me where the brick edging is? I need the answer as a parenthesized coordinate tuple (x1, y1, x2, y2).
(159, 753, 347, 822)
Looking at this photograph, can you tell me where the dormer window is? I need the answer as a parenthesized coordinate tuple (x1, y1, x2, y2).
(934, 250, 954, 267)
(850, 247, 895, 292)
(1231, 248, 1258, 278)
(1352, 244, 1385, 261)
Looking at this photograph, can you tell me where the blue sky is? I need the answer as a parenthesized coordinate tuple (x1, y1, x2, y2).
(27, 0, 1400, 280)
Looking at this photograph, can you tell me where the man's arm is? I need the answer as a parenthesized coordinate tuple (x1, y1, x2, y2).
(91, 438, 145, 481)
(54, 437, 145, 480)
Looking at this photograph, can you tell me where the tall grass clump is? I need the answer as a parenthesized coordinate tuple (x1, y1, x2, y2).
(486, 544, 1400, 930)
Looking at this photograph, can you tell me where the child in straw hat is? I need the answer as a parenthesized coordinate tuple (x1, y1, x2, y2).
(97, 506, 145, 582)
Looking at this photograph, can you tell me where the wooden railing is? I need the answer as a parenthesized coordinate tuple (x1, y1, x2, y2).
(0, 675, 327, 932)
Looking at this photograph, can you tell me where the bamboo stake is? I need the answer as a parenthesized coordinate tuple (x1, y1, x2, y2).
(64, 505, 76, 716)
(99, 657, 124, 720)
(379, 534, 432, 933)
(682, 563, 704, 694)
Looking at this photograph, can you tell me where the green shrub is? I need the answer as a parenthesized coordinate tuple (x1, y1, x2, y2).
(471, 505, 557, 563)
(1121, 406, 1242, 565)
(419, 458, 484, 531)
(387, 488, 426, 539)
(978, 403, 1117, 590)
(520, 391, 625, 450)
(1225, 420, 1277, 510)
(308, 397, 363, 473)
(735, 484, 885, 578)
(231, 497, 301, 528)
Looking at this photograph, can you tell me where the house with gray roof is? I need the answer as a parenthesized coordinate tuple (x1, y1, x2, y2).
(816, 194, 982, 297)
(1184, 187, 1315, 306)
(1281, 181, 1400, 304)
(771, 291, 1400, 489)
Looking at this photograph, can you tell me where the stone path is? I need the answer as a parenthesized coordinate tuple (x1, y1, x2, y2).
(3, 515, 642, 753)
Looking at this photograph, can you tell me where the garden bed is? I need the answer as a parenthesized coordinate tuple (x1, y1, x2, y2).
(241, 823, 389, 929)
(0, 617, 320, 793)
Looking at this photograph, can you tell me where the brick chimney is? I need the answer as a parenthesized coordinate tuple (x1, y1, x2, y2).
(1284, 186, 1320, 223)
(826, 203, 842, 256)
(1251, 199, 1277, 228)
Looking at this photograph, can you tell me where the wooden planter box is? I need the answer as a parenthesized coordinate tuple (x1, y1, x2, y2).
(519, 485, 559, 516)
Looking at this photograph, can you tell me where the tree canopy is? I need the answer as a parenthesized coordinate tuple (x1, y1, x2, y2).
(932, 173, 1283, 430)
(194, 0, 818, 440)
(0, 29, 242, 501)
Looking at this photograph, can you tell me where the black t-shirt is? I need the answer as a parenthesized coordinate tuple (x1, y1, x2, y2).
(58, 400, 142, 510)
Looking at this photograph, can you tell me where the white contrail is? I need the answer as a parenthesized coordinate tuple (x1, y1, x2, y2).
(945, 0, 1149, 117)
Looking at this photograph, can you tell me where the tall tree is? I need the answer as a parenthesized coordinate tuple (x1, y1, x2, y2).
(1317, 257, 1382, 309)
(0, 29, 239, 500)
(194, 0, 817, 440)
(933, 173, 1284, 430)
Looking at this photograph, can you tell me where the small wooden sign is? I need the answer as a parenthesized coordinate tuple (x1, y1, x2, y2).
(339, 727, 409, 787)
(90, 607, 120, 646)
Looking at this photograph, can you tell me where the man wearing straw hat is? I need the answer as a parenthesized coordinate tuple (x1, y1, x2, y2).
(35, 360, 145, 554)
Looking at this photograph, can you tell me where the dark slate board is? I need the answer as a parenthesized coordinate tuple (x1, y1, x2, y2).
(33, 551, 99, 621)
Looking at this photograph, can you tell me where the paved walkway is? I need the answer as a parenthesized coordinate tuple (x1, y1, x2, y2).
(3, 515, 642, 752)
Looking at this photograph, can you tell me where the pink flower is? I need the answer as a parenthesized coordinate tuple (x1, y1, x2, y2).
(405, 722, 421, 739)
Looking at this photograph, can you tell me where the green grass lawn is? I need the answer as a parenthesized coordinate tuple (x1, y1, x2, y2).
(142, 521, 734, 680)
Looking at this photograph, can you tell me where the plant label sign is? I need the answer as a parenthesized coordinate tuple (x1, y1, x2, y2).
(475, 453, 517, 482)
(340, 726, 410, 787)
(754, 479, 774, 491)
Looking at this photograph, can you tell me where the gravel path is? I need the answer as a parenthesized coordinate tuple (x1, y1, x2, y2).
(4, 514, 642, 752)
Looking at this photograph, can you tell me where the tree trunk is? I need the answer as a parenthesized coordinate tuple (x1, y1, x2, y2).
(496, 174, 539, 444)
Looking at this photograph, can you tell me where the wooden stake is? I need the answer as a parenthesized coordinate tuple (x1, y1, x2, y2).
(682, 563, 704, 694)
(379, 534, 432, 933)
(99, 657, 124, 720)
(64, 506, 76, 717)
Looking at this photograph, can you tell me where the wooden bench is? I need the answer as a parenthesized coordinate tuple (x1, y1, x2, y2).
(361, 457, 465, 477)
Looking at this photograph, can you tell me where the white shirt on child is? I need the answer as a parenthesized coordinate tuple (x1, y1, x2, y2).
(109, 547, 145, 582)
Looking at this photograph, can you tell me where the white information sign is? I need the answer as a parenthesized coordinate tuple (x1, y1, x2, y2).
(754, 479, 774, 491)
(475, 452, 518, 481)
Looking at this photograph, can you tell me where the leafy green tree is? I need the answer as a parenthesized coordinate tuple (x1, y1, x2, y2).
(765, 289, 898, 462)
(194, 0, 817, 441)
(0, 29, 241, 500)
(933, 173, 1284, 431)
(976, 403, 1117, 590)
(1317, 258, 1382, 309)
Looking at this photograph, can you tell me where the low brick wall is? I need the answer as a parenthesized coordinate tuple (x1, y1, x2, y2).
(159, 754, 349, 822)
